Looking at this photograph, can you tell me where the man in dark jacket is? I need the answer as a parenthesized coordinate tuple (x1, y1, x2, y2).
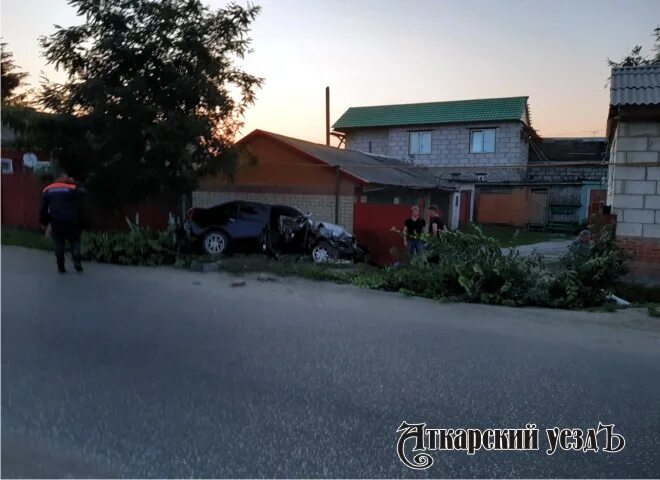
(39, 173, 85, 273)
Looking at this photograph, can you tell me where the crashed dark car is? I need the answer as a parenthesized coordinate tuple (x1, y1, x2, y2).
(184, 200, 372, 263)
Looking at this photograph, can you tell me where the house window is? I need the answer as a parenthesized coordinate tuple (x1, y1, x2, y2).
(1, 158, 13, 174)
(470, 129, 496, 153)
(409, 131, 431, 155)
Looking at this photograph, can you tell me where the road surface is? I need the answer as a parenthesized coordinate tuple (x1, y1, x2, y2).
(2, 246, 660, 478)
(502, 239, 573, 261)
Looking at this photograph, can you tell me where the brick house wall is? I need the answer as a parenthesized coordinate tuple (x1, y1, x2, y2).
(344, 122, 529, 182)
(607, 121, 660, 263)
(194, 134, 360, 230)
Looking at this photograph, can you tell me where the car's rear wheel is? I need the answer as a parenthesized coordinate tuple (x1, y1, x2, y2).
(312, 242, 337, 263)
(202, 230, 229, 256)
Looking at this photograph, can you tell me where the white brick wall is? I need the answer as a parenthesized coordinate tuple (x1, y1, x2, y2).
(344, 121, 528, 182)
(192, 190, 355, 231)
(617, 222, 643, 236)
(625, 151, 659, 164)
(645, 195, 660, 209)
(623, 209, 655, 223)
(627, 122, 660, 136)
(617, 137, 648, 151)
(623, 180, 657, 194)
(609, 121, 660, 239)
(612, 194, 644, 208)
(643, 223, 660, 238)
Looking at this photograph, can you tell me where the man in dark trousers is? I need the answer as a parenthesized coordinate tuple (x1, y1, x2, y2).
(39, 173, 85, 273)
(403, 205, 426, 256)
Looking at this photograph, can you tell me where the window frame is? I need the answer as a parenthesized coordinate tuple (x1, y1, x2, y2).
(408, 130, 432, 155)
(1, 158, 13, 174)
(469, 128, 497, 154)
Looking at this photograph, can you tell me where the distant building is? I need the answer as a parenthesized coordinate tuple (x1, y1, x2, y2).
(333, 97, 606, 229)
(333, 96, 533, 184)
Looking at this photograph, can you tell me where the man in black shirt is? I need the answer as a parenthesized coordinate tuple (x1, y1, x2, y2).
(403, 206, 425, 256)
(428, 205, 446, 237)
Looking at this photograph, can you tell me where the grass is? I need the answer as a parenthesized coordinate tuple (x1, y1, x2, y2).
(217, 254, 363, 283)
(461, 224, 572, 248)
(1, 227, 52, 250)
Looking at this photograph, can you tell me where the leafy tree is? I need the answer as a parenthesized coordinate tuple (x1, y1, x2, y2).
(36, 0, 262, 208)
(652, 26, 660, 64)
(1, 42, 29, 104)
(608, 26, 660, 68)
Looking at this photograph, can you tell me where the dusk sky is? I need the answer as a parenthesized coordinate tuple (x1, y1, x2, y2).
(2, 0, 659, 146)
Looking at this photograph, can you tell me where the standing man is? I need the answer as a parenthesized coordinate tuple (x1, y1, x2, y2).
(39, 173, 85, 273)
(428, 205, 447, 237)
(403, 205, 426, 256)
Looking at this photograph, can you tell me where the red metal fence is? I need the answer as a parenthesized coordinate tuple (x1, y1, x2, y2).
(1, 173, 178, 231)
(353, 203, 413, 265)
(1, 173, 44, 229)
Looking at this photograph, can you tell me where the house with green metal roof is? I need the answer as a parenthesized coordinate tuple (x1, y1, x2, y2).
(332, 96, 534, 186)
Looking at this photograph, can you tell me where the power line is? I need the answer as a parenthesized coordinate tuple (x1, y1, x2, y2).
(542, 128, 605, 137)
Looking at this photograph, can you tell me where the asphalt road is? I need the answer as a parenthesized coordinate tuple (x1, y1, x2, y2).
(2, 246, 660, 478)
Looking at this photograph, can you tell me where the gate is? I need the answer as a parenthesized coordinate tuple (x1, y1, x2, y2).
(353, 203, 414, 265)
(459, 191, 472, 227)
(529, 188, 549, 228)
(588, 189, 607, 217)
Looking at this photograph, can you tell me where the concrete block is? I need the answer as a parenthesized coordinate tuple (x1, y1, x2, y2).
(645, 195, 660, 209)
(624, 180, 657, 194)
(612, 194, 644, 209)
(648, 167, 660, 180)
(617, 137, 648, 151)
(623, 209, 655, 223)
(617, 222, 643, 237)
(642, 223, 660, 239)
(615, 166, 646, 180)
(625, 151, 659, 164)
(650, 137, 660, 152)
(656, 210, 660, 224)
(627, 123, 660, 137)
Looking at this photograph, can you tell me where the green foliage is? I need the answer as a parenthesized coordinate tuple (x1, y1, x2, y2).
(1, 228, 52, 250)
(81, 225, 178, 266)
(552, 226, 628, 308)
(1, 42, 29, 104)
(607, 26, 660, 68)
(459, 223, 570, 248)
(29, 0, 262, 208)
(355, 225, 627, 309)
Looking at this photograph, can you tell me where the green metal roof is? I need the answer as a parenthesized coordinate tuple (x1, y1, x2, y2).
(333, 96, 528, 130)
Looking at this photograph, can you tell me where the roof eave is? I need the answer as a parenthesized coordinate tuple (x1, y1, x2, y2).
(333, 118, 527, 132)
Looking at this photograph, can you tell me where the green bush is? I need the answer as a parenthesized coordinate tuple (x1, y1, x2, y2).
(552, 227, 628, 308)
(360, 225, 627, 309)
(81, 225, 178, 266)
(77, 222, 628, 310)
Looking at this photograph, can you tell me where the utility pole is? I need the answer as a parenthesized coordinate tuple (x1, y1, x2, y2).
(325, 86, 330, 146)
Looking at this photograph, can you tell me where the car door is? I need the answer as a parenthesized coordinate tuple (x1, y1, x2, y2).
(233, 202, 269, 240)
(214, 201, 242, 238)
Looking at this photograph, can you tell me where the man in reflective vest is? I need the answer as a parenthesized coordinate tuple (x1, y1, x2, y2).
(39, 173, 85, 273)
